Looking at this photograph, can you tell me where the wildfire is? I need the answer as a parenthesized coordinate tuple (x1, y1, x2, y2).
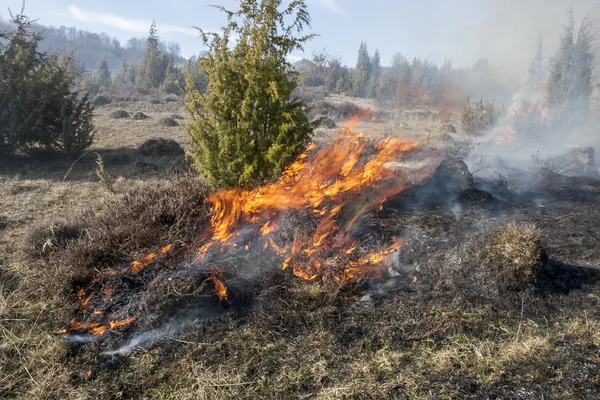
(192, 124, 431, 282)
(58, 316, 136, 336)
(211, 269, 228, 301)
(61, 107, 437, 339)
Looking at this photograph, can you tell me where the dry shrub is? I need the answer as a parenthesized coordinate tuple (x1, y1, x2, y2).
(158, 117, 179, 127)
(138, 138, 184, 157)
(430, 223, 543, 301)
(133, 112, 149, 120)
(24, 174, 211, 281)
(92, 95, 112, 106)
(110, 110, 130, 119)
(480, 223, 543, 291)
(461, 97, 500, 135)
(310, 101, 360, 121)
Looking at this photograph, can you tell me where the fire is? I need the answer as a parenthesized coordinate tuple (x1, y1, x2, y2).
(109, 316, 136, 329)
(62, 108, 438, 340)
(211, 269, 228, 300)
(58, 316, 136, 336)
(129, 243, 182, 275)
(192, 116, 433, 282)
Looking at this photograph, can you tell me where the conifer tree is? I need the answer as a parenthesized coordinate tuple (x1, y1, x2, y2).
(367, 49, 381, 98)
(97, 59, 111, 87)
(137, 21, 164, 88)
(527, 39, 545, 86)
(0, 10, 94, 155)
(547, 6, 595, 126)
(185, 0, 319, 188)
(353, 42, 371, 97)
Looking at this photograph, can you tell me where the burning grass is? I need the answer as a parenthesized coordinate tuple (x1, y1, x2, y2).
(2, 98, 600, 399)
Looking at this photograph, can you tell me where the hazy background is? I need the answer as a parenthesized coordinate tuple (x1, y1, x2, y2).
(1, 0, 598, 82)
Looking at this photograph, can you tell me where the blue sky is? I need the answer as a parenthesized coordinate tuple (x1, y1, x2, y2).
(1, 0, 598, 79)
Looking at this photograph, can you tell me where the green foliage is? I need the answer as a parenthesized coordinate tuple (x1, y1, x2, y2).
(325, 56, 351, 92)
(185, 0, 319, 189)
(547, 6, 596, 127)
(0, 10, 95, 156)
(97, 59, 111, 87)
(352, 41, 371, 97)
(366, 49, 381, 98)
(137, 21, 165, 89)
(461, 97, 501, 135)
(112, 59, 135, 86)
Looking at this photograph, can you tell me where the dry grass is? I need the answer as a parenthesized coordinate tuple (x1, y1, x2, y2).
(1, 95, 600, 399)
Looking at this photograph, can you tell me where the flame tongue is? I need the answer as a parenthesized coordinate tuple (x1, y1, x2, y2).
(62, 108, 436, 344)
(197, 113, 433, 282)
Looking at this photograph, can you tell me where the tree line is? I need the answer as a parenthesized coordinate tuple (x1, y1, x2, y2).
(1, 1, 596, 192)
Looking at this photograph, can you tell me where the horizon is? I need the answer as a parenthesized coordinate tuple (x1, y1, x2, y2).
(1, 0, 599, 82)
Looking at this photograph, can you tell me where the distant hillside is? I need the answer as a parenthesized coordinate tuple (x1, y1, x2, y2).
(292, 59, 315, 72)
(0, 16, 184, 71)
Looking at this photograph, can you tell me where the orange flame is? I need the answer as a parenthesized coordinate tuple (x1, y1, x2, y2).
(129, 243, 180, 275)
(63, 108, 437, 340)
(192, 109, 434, 283)
(211, 269, 228, 301)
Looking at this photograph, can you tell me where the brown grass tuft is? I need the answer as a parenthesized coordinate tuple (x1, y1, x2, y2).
(480, 223, 543, 291)
(158, 117, 179, 127)
(110, 109, 130, 119)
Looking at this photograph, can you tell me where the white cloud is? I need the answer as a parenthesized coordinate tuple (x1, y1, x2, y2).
(67, 5, 198, 37)
(321, 0, 345, 15)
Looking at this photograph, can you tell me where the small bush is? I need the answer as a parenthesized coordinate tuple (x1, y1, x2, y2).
(138, 138, 184, 157)
(0, 12, 95, 156)
(92, 95, 112, 106)
(431, 223, 543, 301)
(310, 101, 360, 121)
(24, 174, 211, 277)
(158, 117, 178, 127)
(480, 223, 543, 291)
(511, 103, 549, 143)
(133, 112, 149, 120)
(111, 110, 130, 119)
(461, 97, 501, 135)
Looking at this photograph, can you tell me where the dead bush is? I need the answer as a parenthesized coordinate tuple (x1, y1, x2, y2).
(310, 101, 360, 121)
(480, 223, 543, 291)
(138, 138, 184, 157)
(110, 110, 130, 119)
(431, 223, 543, 301)
(461, 97, 500, 135)
(133, 112, 149, 120)
(24, 174, 211, 281)
(158, 117, 179, 127)
(92, 95, 112, 106)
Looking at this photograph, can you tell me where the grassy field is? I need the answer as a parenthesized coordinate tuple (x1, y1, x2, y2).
(1, 93, 600, 399)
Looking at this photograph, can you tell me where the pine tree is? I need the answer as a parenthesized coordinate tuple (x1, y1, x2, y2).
(0, 10, 94, 155)
(527, 38, 545, 86)
(185, 0, 319, 189)
(353, 42, 371, 97)
(325, 56, 351, 93)
(547, 6, 595, 126)
(137, 21, 165, 88)
(97, 59, 111, 87)
(367, 49, 381, 98)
